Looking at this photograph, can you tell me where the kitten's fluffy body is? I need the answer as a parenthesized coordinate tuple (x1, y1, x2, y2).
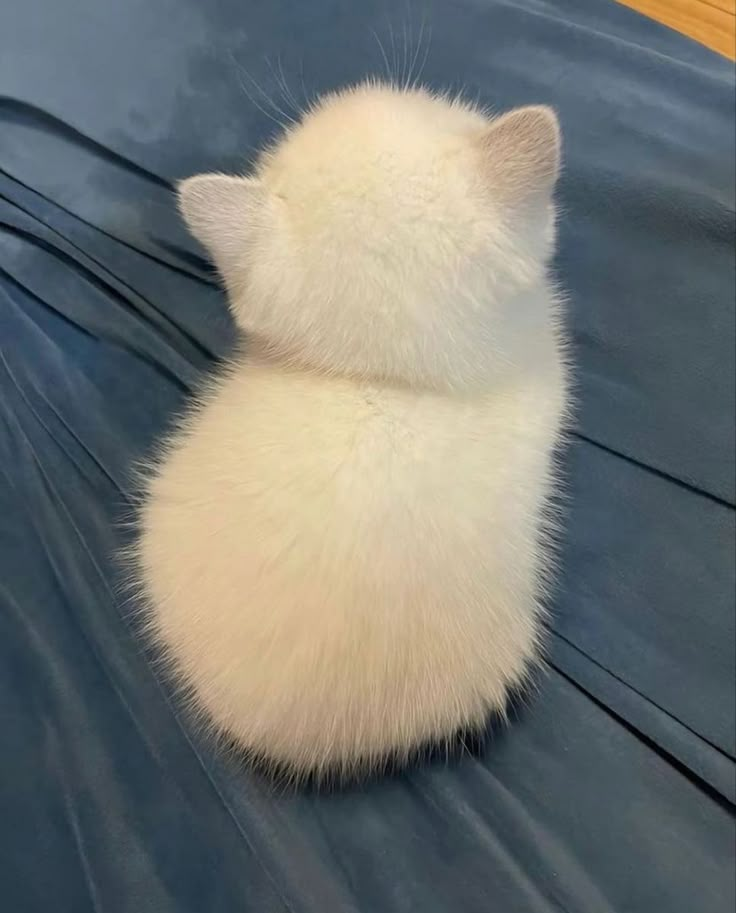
(136, 84, 569, 778)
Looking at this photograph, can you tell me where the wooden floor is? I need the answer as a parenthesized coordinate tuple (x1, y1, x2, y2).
(618, 0, 736, 58)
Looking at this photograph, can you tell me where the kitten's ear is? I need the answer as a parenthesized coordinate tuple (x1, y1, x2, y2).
(478, 106, 561, 206)
(178, 173, 264, 279)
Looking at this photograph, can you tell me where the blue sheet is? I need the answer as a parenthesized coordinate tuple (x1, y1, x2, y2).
(1, 1, 734, 910)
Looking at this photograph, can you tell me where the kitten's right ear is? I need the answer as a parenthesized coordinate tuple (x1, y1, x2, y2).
(477, 106, 561, 208)
(178, 174, 264, 280)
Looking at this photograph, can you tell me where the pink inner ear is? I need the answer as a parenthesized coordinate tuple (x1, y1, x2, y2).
(478, 106, 561, 204)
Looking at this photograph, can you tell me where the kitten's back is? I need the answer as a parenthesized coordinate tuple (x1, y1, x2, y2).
(138, 355, 563, 775)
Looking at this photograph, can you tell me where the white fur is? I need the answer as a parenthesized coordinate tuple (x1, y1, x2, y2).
(134, 84, 570, 779)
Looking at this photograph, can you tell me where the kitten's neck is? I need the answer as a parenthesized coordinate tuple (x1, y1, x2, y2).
(237, 281, 559, 396)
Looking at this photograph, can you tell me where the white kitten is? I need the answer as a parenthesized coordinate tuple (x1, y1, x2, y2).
(134, 83, 570, 780)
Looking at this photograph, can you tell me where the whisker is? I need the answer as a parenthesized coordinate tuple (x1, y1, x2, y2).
(228, 50, 287, 130)
(406, 8, 427, 89)
(281, 55, 304, 114)
(298, 54, 312, 110)
(401, 11, 410, 88)
(387, 18, 398, 84)
(265, 55, 293, 114)
(413, 17, 433, 89)
(258, 56, 299, 124)
(371, 28, 392, 81)
(275, 53, 303, 117)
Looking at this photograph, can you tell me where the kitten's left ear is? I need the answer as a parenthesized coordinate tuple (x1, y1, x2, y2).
(477, 106, 561, 207)
(178, 173, 264, 280)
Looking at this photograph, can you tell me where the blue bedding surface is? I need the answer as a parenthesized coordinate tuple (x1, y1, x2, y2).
(1, 1, 734, 910)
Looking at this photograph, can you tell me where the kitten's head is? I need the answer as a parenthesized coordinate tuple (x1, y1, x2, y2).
(180, 83, 560, 389)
